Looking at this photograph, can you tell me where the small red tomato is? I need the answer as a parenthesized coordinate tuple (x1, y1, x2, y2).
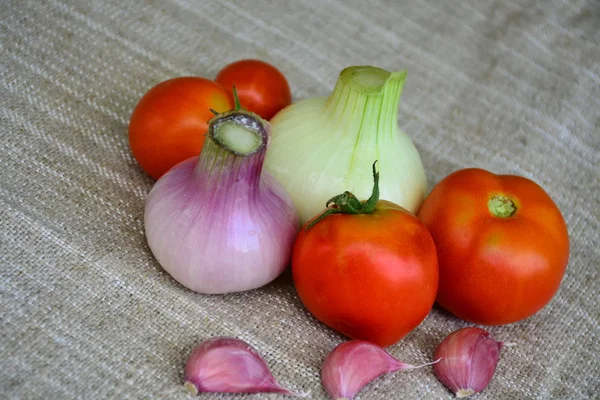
(418, 168, 570, 325)
(292, 165, 439, 347)
(129, 77, 233, 180)
(216, 59, 292, 120)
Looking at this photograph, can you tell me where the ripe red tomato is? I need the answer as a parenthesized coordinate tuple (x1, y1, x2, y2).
(292, 200, 439, 347)
(418, 168, 570, 325)
(129, 77, 233, 180)
(215, 59, 292, 120)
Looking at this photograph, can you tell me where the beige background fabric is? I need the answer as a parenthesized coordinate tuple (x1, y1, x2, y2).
(1, 0, 599, 399)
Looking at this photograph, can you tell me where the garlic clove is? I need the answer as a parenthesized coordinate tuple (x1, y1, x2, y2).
(322, 340, 435, 400)
(433, 327, 506, 398)
(184, 337, 305, 397)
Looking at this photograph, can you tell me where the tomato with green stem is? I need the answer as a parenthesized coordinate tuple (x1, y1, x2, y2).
(292, 162, 439, 347)
(418, 168, 570, 325)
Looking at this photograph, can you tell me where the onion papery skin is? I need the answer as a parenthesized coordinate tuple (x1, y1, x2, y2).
(144, 112, 299, 294)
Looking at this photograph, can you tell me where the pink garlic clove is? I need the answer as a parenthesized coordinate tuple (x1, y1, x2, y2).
(184, 337, 306, 397)
(322, 340, 436, 400)
(433, 327, 507, 398)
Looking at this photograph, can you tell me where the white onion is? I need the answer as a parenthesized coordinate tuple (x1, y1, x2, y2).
(264, 66, 427, 225)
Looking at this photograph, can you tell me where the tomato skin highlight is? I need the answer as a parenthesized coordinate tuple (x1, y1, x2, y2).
(418, 168, 570, 325)
(216, 59, 292, 120)
(129, 77, 233, 180)
(292, 200, 439, 347)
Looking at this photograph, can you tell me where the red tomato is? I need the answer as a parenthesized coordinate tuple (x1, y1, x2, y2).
(215, 59, 292, 120)
(418, 168, 570, 325)
(129, 77, 233, 180)
(292, 200, 439, 347)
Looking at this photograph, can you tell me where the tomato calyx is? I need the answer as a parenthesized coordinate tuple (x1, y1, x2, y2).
(488, 195, 517, 218)
(210, 85, 244, 117)
(306, 161, 380, 229)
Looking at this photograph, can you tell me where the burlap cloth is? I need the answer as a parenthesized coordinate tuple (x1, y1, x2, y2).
(1, 0, 598, 399)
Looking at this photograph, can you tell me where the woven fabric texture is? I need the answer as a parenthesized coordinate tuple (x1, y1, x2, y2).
(1, 0, 599, 399)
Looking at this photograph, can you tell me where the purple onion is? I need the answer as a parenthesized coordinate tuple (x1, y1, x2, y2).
(144, 109, 299, 294)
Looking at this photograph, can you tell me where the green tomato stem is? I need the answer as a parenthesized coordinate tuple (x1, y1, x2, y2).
(232, 85, 242, 111)
(305, 161, 380, 229)
(488, 195, 517, 218)
(210, 86, 242, 116)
